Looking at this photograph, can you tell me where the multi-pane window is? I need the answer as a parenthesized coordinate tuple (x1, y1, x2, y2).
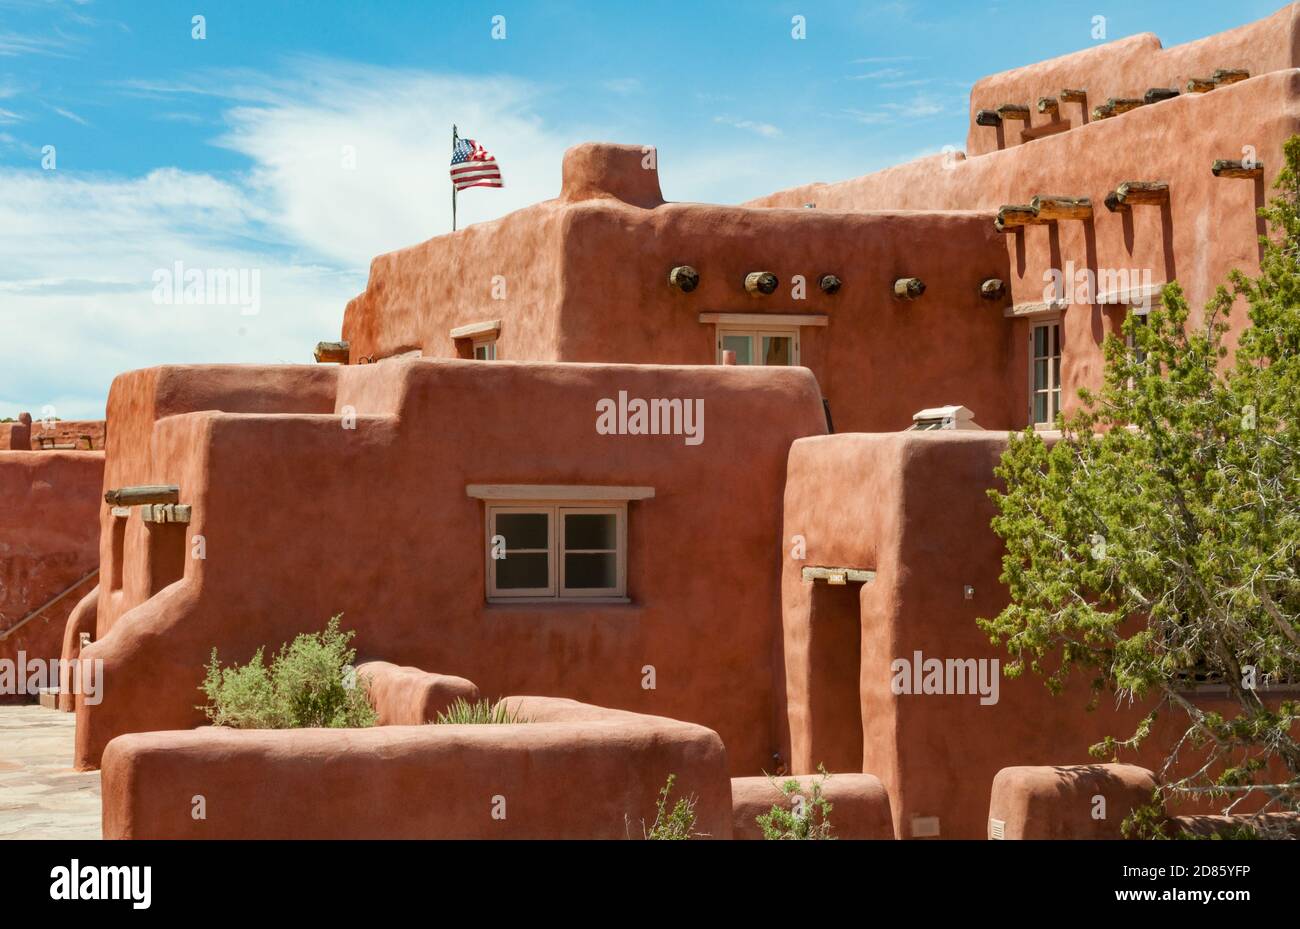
(718, 329, 797, 366)
(487, 504, 626, 601)
(1031, 319, 1062, 427)
(473, 339, 497, 360)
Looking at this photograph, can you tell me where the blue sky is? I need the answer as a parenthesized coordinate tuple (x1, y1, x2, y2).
(0, 0, 1287, 418)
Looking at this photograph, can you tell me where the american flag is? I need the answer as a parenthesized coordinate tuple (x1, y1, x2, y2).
(450, 137, 503, 191)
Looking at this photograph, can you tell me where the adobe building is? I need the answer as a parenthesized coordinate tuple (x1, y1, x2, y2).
(0, 413, 104, 703)
(61, 5, 1300, 838)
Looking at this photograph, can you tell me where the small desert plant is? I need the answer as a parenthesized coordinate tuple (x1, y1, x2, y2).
(640, 773, 705, 840)
(433, 697, 530, 724)
(757, 766, 836, 839)
(197, 615, 376, 729)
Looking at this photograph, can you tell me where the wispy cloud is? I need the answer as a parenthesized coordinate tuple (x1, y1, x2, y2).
(713, 115, 781, 138)
(51, 105, 88, 126)
(603, 78, 642, 95)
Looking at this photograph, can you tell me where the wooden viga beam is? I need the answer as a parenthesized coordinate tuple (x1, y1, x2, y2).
(314, 340, 350, 363)
(995, 204, 1042, 233)
(975, 109, 1002, 127)
(1031, 195, 1093, 222)
(667, 265, 699, 292)
(104, 485, 180, 506)
(1115, 181, 1170, 207)
(1212, 68, 1250, 86)
(1059, 88, 1087, 104)
(744, 271, 779, 295)
(1037, 96, 1059, 118)
(1108, 97, 1145, 114)
(980, 278, 1007, 301)
(1144, 87, 1180, 104)
(893, 277, 926, 300)
(1104, 191, 1129, 213)
(1212, 159, 1264, 179)
(1186, 76, 1217, 93)
(1091, 102, 1116, 120)
(995, 103, 1031, 121)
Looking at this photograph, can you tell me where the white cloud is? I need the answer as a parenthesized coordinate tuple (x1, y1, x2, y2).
(51, 105, 88, 125)
(713, 115, 781, 138)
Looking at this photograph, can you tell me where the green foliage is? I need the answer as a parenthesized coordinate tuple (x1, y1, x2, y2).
(433, 697, 530, 725)
(981, 136, 1300, 835)
(757, 766, 835, 839)
(197, 615, 376, 729)
(643, 774, 703, 840)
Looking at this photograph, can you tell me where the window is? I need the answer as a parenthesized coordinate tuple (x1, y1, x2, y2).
(718, 328, 798, 366)
(1125, 310, 1148, 367)
(486, 504, 626, 601)
(473, 338, 497, 361)
(1030, 319, 1062, 427)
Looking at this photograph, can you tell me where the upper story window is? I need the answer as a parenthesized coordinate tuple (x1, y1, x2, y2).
(1030, 318, 1062, 428)
(473, 338, 497, 361)
(718, 328, 798, 366)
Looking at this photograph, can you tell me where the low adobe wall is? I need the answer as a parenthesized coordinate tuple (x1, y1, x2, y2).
(100, 696, 732, 839)
(987, 764, 1158, 839)
(0, 451, 103, 702)
(730, 773, 895, 840)
(28, 419, 106, 451)
(357, 660, 479, 725)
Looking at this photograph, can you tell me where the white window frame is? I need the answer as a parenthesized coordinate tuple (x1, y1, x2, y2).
(473, 338, 497, 361)
(485, 503, 628, 603)
(716, 327, 800, 366)
(1029, 316, 1062, 429)
(486, 506, 555, 598)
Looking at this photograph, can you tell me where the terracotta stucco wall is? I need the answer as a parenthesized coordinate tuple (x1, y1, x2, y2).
(964, 4, 1300, 156)
(78, 359, 826, 771)
(783, 432, 1271, 839)
(0, 451, 103, 699)
(751, 71, 1300, 423)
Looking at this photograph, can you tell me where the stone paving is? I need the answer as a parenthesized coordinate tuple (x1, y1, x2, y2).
(0, 705, 101, 839)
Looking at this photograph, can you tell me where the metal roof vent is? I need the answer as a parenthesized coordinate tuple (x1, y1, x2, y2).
(907, 405, 982, 431)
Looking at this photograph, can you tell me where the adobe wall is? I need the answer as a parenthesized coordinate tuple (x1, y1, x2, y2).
(341, 201, 571, 365)
(27, 419, 106, 451)
(77, 359, 826, 771)
(96, 365, 339, 638)
(556, 201, 1017, 432)
(0, 451, 103, 701)
(100, 696, 732, 839)
(751, 71, 1300, 421)
(343, 143, 1017, 433)
(965, 4, 1300, 156)
(782, 432, 1254, 839)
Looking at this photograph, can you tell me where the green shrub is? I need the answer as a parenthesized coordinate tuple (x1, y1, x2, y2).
(197, 615, 376, 729)
(757, 766, 836, 839)
(433, 697, 530, 724)
(643, 774, 704, 840)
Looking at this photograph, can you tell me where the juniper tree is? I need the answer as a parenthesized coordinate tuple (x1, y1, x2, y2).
(980, 136, 1300, 836)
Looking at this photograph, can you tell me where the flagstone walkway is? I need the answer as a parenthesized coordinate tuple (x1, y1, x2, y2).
(0, 705, 101, 839)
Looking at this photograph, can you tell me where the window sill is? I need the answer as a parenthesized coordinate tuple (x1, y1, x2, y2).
(487, 596, 632, 606)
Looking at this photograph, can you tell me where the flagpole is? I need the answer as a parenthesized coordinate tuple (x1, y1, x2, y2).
(451, 124, 458, 232)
